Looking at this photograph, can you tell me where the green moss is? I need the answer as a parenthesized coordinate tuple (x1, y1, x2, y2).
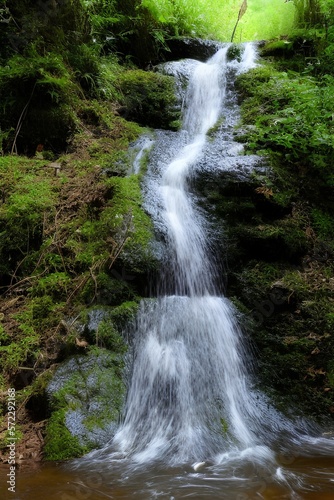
(260, 40, 294, 57)
(234, 262, 284, 305)
(0, 306, 40, 372)
(118, 69, 180, 130)
(80, 273, 137, 305)
(96, 320, 128, 352)
(207, 117, 226, 138)
(31, 273, 71, 300)
(81, 302, 138, 349)
(44, 409, 88, 461)
(105, 175, 156, 272)
(236, 63, 334, 203)
(311, 208, 334, 239)
(220, 418, 229, 436)
(110, 301, 139, 331)
(0, 51, 79, 152)
(45, 350, 126, 459)
(227, 44, 242, 61)
(0, 156, 56, 276)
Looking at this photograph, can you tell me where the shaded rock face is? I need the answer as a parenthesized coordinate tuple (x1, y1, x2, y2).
(46, 350, 126, 457)
(194, 158, 334, 422)
(165, 38, 223, 62)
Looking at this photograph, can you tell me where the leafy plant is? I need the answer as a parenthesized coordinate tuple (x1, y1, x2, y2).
(236, 66, 334, 198)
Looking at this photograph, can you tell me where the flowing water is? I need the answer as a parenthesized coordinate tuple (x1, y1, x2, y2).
(3, 43, 334, 499)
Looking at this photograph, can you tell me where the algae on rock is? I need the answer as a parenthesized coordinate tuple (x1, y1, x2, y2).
(45, 349, 126, 460)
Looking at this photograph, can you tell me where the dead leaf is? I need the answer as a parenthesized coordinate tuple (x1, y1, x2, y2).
(75, 338, 89, 348)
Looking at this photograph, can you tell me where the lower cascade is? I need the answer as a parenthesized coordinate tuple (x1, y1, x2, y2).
(83, 43, 334, 491)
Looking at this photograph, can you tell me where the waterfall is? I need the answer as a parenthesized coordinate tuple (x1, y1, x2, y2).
(88, 43, 334, 479)
(111, 43, 264, 464)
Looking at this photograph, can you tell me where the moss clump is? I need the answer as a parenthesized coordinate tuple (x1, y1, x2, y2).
(80, 273, 137, 306)
(227, 44, 242, 61)
(260, 40, 294, 57)
(118, 70, 180, 130)
(230, 258, 334, 419)
(80, 302, 139, 349)
(110, 301, 139, 331)
(104, 175, 157, 273)
(44, 409, 88, 461)
(96, 320, 127, 352)
(0, 310, 40, 374)
(236, 64, 334, 206)
(0, 156, 56, 277)
(0, 51, 79, 153)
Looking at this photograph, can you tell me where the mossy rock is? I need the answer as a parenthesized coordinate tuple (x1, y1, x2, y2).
(0, 52, 79, 153)
(80, 302, 138, 348)
(118, 70, 180, 130)
(260, 40, 294, 58)
(105, 175, 159, 274)
(45, 349, 126, 460)
(227, 44, 242, 61)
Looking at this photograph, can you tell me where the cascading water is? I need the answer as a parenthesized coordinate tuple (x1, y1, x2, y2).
(110, 45, 260, 465)
(82, 43, 334, 495)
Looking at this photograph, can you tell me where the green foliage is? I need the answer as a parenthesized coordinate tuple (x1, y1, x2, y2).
(293, 0, 323, 27)
(84, 0, 297, 64)
(64, 173, 155, 276)
(141, 0, 296, 42)
(96, 55, 124, 101)
(0, 156, 55, 275)
(1, 0, 90, 58)
(85, 0, 119, 44)
(236, 66, 334, 196)
(235, 0, 295, 42)
(110, 301, 139, 330)
(311, 208, 334, 238)
(31, 273, 71, 300)
(0, 322, 39, 373)
(66, 43, 101, 95)
(80, 273, 136, 305)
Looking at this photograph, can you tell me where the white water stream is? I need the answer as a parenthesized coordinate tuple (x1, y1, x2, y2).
(111, 46, 260, 464)
(81, 44, 334, 496)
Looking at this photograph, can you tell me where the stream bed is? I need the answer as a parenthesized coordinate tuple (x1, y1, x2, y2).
(2, 456, 334, 499)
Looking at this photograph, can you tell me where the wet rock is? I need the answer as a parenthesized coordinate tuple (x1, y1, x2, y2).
(45, 349, 126, 459)
(165, 38, 223, 62)
(157, 58, 199, 108)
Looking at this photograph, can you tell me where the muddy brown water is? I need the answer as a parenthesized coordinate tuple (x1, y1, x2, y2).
(1, 456, 334, 499)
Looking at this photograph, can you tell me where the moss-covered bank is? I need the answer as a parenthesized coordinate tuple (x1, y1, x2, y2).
(0, 93, 161, 463)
